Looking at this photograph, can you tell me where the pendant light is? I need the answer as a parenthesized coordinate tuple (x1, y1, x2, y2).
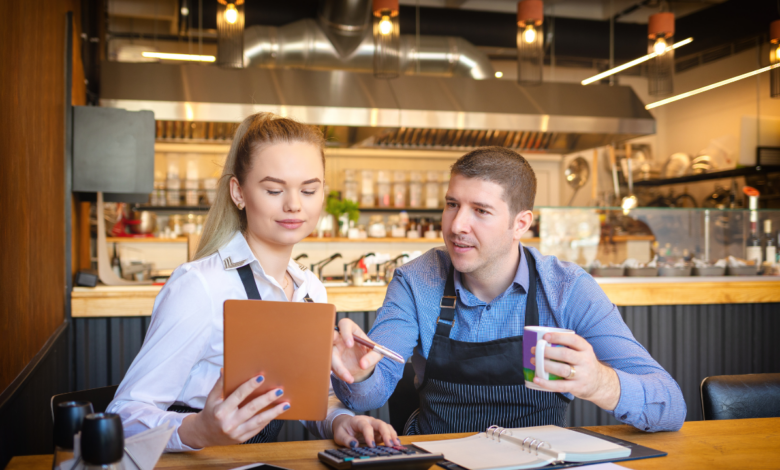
(216, 0, 244, 68)
(517, 0, 544, 85)
(647, 11, 675, 96)
(771, 20, 780, 98)
(373, 0, 400, 78)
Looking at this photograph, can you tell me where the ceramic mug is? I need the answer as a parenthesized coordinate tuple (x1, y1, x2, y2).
(523, 326, 575, 391)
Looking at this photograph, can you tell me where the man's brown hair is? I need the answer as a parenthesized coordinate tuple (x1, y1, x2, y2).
(450, 146, 537, 215)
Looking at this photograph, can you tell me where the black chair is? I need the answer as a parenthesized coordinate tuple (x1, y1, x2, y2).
(388, 363, 420, 435)
(700, 373, 780, 420)
(50, 385, 119, 421)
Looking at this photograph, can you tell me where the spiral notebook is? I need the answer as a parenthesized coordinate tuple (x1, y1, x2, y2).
(413, 425, 633, 470)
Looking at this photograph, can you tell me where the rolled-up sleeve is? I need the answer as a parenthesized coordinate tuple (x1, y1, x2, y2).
(564, 274, 686, 432)
(332, 271, 420, 412)
(107, 267, 213, 452)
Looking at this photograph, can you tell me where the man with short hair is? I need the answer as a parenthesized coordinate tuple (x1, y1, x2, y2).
(331, 146, 686, 435)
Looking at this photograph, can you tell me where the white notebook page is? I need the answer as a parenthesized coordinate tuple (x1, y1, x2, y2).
(413, 425, 630, 470)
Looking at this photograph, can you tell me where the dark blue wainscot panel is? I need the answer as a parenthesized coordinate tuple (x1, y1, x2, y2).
(73, 303, 780, 440)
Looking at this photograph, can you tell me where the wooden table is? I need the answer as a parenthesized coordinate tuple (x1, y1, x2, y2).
(8, 418, 780, 470)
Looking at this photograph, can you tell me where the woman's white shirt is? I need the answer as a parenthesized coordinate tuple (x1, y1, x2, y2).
(107, 231, 353, 451)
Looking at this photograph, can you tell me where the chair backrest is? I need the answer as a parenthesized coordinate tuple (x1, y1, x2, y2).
(50, 385, 119, 422)
(700, 373, 780, 420)
(387, 362, 419, 435)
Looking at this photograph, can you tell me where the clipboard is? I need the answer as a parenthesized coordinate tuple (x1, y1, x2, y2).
(223, 299, 336, 421)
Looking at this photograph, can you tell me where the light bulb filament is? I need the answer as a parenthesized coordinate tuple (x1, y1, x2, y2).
(523, 24, 536, 44)
(379, 15, 393, 36)
(224, 3, 238, 24)
(653, 37, 667, 56)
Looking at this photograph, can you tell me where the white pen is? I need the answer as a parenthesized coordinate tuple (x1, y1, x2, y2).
(334, 326, 406, 364)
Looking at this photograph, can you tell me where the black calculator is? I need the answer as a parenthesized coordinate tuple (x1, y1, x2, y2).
(318, 444, 444, 469)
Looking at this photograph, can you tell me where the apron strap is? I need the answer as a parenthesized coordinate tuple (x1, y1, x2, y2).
(436, 246, 539, 337)
(237, 265, 262, 300)
(435, 265, 458, 337)
(522, 247, 539, 327)
(236, 264, 314, 302)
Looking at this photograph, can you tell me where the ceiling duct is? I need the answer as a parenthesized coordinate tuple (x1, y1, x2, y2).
(100, 61, 654, 153)
(242, 0, 494, 80)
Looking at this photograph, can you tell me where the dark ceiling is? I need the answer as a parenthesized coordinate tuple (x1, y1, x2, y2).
(183, 0, 778, 61)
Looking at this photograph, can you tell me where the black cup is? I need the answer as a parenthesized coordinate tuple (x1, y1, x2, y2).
(80, 413, 124, 466)
(53, 401, 94, 449)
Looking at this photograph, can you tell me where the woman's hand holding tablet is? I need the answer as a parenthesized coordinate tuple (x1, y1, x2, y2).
(178, 370, 290, 448)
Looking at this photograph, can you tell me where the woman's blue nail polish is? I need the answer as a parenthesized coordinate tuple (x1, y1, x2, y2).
(350, 441, 358, 448)
(256, 376, 264, 383)
(283, 404, 290, 411)
(276, 389, 283, 397)
(371, 441, 376, 447)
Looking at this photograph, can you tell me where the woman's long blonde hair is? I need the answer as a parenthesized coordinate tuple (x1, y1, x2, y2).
(194, 113, 326, 260)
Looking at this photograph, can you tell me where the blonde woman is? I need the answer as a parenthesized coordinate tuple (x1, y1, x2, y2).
(108, 113, 398, 451)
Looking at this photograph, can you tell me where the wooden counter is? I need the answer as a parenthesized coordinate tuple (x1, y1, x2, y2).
(8, 418, 780, 470)
(71, 277, 780, 317)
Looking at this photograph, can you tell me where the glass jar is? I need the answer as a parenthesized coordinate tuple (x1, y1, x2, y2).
(360, 170, 375, 207)
(440, 170, 451, 207)
(392, 171, 407, 208)
(408, 171, 423, 208)
(166, 179, 181, 206)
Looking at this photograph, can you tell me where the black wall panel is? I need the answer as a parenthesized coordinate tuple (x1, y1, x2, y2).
(72, 303, 780, 441)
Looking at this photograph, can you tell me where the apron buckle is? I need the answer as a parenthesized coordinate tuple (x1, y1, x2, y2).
(440, 296, 457, 308)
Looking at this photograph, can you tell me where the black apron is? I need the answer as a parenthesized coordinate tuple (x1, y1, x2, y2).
(405, 247, 570, 435)
(168, 264, 312, 444)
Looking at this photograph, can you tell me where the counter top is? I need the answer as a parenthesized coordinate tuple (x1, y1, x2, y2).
(70, 277, 780, 317)
(9, 418, 780, 469)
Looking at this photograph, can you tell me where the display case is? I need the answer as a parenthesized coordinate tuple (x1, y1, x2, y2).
(537, 206, 780, 277)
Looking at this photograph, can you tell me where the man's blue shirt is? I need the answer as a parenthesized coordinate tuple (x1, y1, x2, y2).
(331, 244, 686, 432)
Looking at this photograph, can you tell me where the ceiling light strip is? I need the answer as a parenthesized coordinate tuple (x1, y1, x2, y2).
(645, 63, 780, 109)
(141, 52, 216, 62)
(581, 37, 693, 86)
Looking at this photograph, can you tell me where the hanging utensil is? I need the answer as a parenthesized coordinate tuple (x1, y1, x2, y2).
(565, 156, 590, 206)
(608, 145, 620, 204)
(621, 157, 638, 213)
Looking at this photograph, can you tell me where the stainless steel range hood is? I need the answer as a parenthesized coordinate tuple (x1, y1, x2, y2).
(100, 61, 654, 153)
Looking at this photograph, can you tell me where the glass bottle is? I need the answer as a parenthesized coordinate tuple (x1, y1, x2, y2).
(745, 220, 762, 268)
(763, 220, 776, 266)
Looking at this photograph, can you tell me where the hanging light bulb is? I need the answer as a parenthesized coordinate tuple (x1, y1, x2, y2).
(516, 0, 544, 85)
(372, 0, 400, 79)
(653, 36, 667, 55)
(379, 15, 393, 35)
(647, 11, 675, 96)
(770, 20, 780, 98)
(523, 24, 536, 44)
(224, 3, 238, 24)
(216, 0, 244, 68)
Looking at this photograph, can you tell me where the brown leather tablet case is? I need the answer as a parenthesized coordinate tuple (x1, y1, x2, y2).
(223, 299, 336, 421)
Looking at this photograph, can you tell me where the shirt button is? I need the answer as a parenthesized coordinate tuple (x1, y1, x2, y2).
(486, 305, 491, 311)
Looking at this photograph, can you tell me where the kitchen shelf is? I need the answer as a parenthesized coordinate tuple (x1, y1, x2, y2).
(133, 205, 211, 212)
(106, 237, 187, 243)
(633, 165, 780, 187)
(358, 206, 444, 213)
(303, 237, 447, 243)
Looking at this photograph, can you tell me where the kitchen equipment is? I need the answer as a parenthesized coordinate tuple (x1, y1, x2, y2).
(590, 267, 624, 277)
(621, 158, 638, 213)
(692, 266, 726, 276)
(564, 157, 590, 206)
(659, 267, 692, 277)
(626, 267, 659, 277)
(123, 206, 157, 234)
(662, 153, 691, 178)
(608, 146, 620, 205)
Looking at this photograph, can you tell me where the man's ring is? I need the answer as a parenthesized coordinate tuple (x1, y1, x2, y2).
(567, 365, 576, 380)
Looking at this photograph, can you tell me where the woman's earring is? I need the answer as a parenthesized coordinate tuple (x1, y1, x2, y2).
(237, 202, 245, 210)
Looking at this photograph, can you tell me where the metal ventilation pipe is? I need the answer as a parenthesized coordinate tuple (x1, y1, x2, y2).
(243, 0, 494, 79)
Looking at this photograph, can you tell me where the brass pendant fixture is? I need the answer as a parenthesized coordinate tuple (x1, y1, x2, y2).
(647, 11, 675, 96)
(216, 0, 245, 68)
(770, 20, 780, 98)
(372, 0, 400, 78)
(516, 0, 544, 85)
